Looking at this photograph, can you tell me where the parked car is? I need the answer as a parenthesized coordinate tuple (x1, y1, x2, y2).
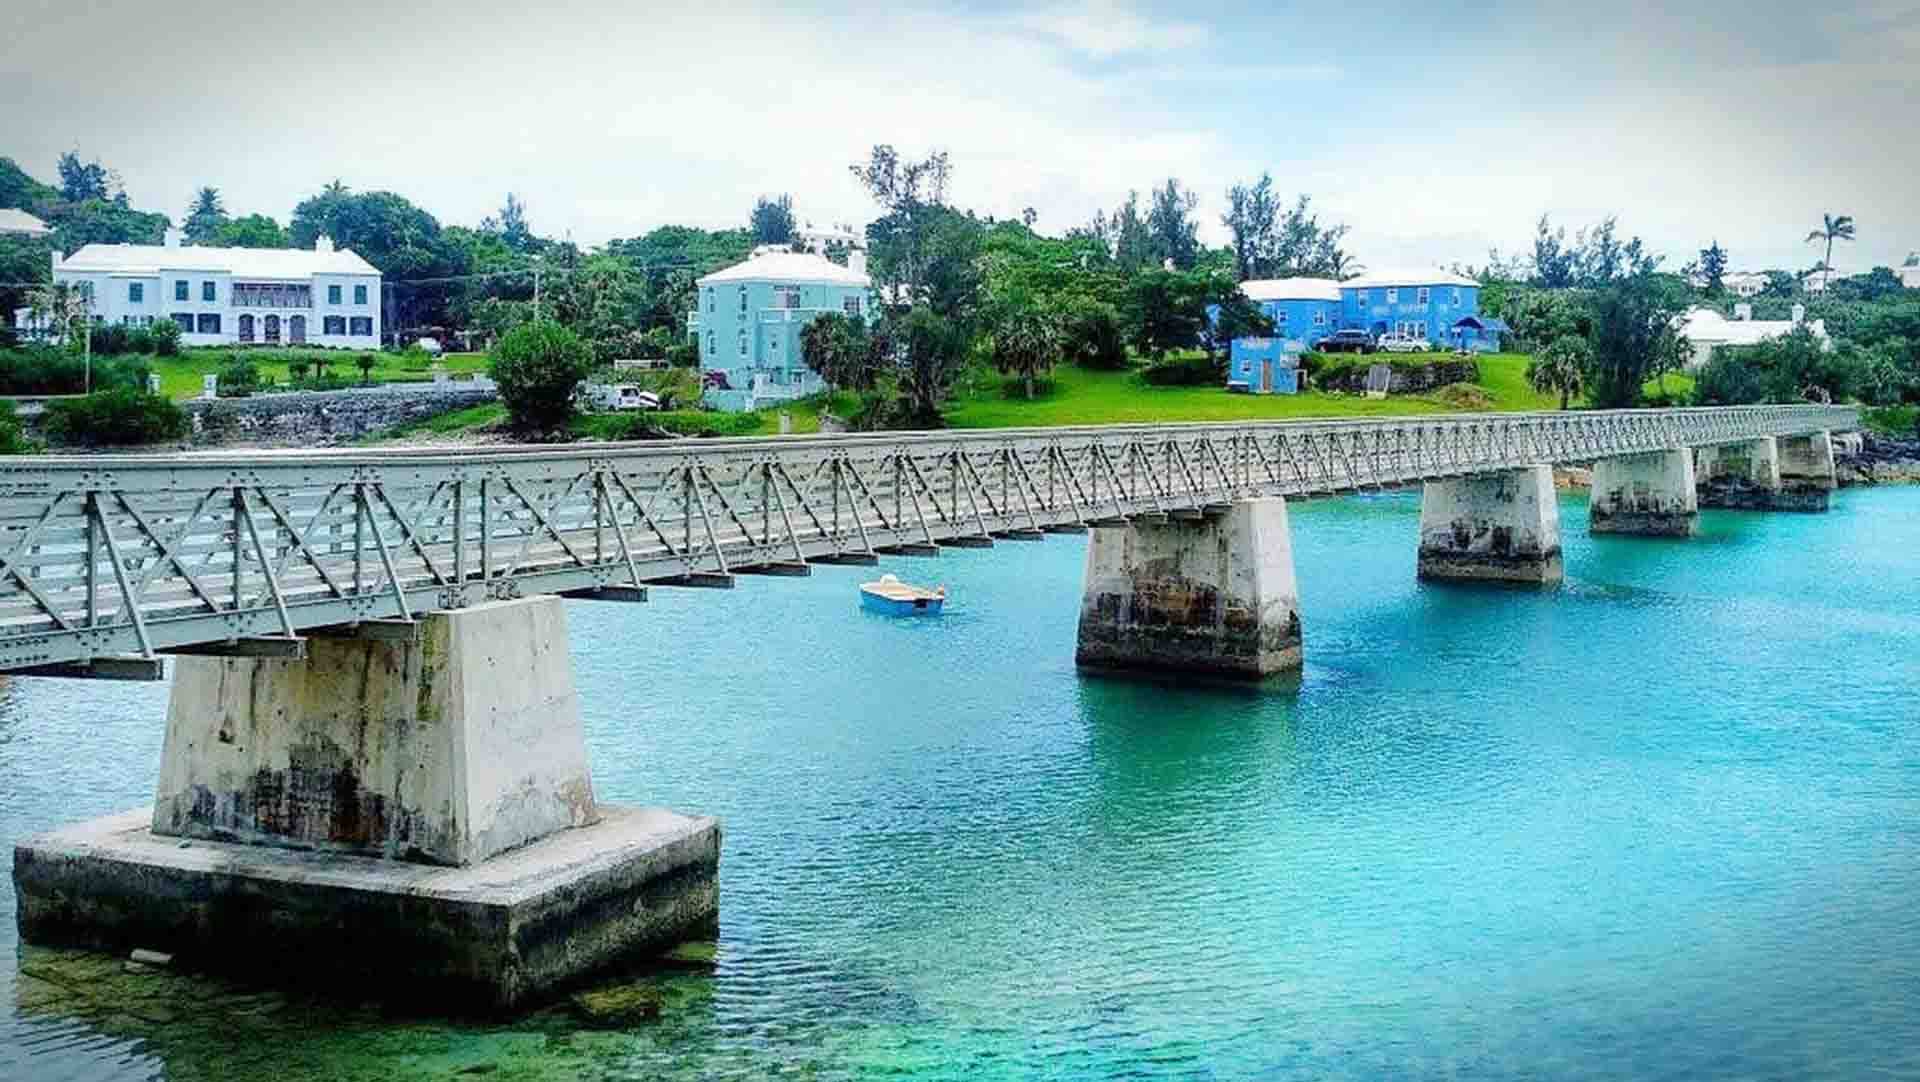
(1314, 329, 1376, 354)
(1378, 333, 1433, 353)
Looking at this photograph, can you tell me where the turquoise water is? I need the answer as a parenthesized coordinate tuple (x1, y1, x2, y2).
(3, 486, 1919, 1080)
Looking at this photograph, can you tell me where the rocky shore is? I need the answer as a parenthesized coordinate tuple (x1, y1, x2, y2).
(1837, 433, 1920, 486)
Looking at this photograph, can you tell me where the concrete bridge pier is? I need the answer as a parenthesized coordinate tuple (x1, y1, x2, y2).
(1776, 430, 1837, 511)
(1416, 465, 1563, 584)
(1075, 496, 1302, 679)
(1590, 449, 1699, 536)
(1696, 437, 1783, 509)
(13, 595, 720, 1009)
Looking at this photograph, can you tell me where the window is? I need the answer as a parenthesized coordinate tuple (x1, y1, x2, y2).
(353, 284, 367, 305)
(1451, 287, 1461, 305)
(173, 313, 194, 332)
(1276, 309, 1288, 326)
(128, 282, 144, 303)
(706, 289, 714, 313)
(738, 330, 747, 356)
(202, 281, 215, 302)
(1386, 288, 1399, 304)
(738, 287, 747, 314)
(842, 295, 862, 317)
(707, 331, 715, 356)
(174, 280, 189, 301)
(323, 315, 346, 335)
(1416, 287, 1430, 305)
(1356, 289, 1370, 307)
(348, 317, 372, 336)
(328, 284, 342, 305)
(198, 313, 222, 334)
(774, 286, 802, 309)
(1313, 308, 1326, 326)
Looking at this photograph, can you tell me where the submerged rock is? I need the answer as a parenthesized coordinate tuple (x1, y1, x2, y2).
(568, 984, 664, 1028)
(660, 941, 719, 968)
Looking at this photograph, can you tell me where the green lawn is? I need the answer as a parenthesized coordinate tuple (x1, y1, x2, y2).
(372, 398, 828, 444)
(147, 348, 491, 399)
(943, 353, 1557, 428)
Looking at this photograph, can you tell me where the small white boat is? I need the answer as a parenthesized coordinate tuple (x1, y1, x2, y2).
(860, 574, 947, 616)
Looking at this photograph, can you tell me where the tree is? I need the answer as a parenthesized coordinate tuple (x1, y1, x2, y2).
(56, 152, 113, 203)
(1531, 214, 1659, 288)
(1527, 336, 1588, 409)
(26, 281, 92, 390)
(1197, 274, 1274, 366)
(182, 187, 227, 244)
(1697, 240, 1728, 295)
(1583, 275, 1687, 408)
(212, 214, 290, 248)
(989, 301, 1062, 399)
(1145, 178, 1200, 270)
(355, 353, 376, 385)
(892, 307, 966, 424)
(1695, 326, 1866, 406)
(799, 311, 876, 391)
(851, 145, 952, 303)
(1126, 269, 1211, 359)
(1531, 215, 1576, 289)
(1805, 213, 1855, 292)
(750, 194, 796, 245)
(481, 193, 534, 253)
(490, 319, 593, 431)
(1222, 173, 1279, 281)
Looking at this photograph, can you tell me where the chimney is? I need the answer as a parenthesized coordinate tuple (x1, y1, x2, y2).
(315, 234, 335, 254)
(848, 248, 868, 276)
(1733, 302, 1752, 321)
(1790, 303, 1805, 325)
(164, 227, 183, 248)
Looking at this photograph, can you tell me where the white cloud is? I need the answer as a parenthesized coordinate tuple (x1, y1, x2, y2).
(1012, 0, 1209, 58)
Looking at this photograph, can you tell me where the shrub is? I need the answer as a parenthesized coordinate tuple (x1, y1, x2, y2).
(355, 353, 377, 384)
(0, 401, 41, 454)
(89, 323, 131, 355)
(150, 317, 182, 356)
(665, 342, 699, 368)
(43, 388, 189, 447)
(0, 347, 148, 395)
(1432, 383, 1492, 410)
(1139, 356, 1216, 386)
(491, 319, 593, 431)
(219, 357, 262, 397)
(1063, 302, 1128, 370)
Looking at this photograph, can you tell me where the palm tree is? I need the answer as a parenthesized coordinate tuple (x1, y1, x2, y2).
(990, 304, 1063, 400)
(1804, 213, 1855, 292)
(1527, 335, 1589, 410)
(26, 281, 94, 392)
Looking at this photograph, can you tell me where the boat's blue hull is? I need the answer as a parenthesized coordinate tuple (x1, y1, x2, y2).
(861, 591, 944, 616)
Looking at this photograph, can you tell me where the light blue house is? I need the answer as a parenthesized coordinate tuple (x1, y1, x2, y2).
(690, 248, 873, 412)
(1227, 278, 1342, 393)
(1338, 269, 1496, 351)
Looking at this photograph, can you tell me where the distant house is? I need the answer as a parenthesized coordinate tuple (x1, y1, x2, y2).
(1718, 271, 1771, 298)
(690, 247, 872, 413)
(1678, 304, 1829, 368)
(11, 229, 381, 347)
(1226, 279, 1340, 393)
(1898, 261, 1920, 290)
(0, 209, 51, 238)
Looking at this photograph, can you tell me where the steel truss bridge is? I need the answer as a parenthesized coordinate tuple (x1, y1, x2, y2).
(0, 405, 1854, 677)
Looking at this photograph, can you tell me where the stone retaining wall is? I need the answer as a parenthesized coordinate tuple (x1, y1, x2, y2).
(1315, 359, 1479, 395)
(183, 385, 497, 447)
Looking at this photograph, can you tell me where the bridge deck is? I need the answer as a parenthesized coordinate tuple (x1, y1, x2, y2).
(0, 406, 1854, 673)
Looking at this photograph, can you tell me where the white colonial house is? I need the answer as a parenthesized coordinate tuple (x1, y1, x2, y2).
(1899, 261, 1920, 290)
(13, 230, 381, 348)
(0, 209, 52, 238)
(1678, 303, 1829, 368)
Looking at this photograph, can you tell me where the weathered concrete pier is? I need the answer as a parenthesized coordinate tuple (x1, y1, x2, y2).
(16, 596, 719, 1008)
(1075, 497, 1301, 677)
(0, 404, 1858, 1003)
(1696, 431, 1836, 511)
(1416, 466, 1563, 584)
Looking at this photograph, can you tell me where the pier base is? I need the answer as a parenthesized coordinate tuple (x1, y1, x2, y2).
(1075, 496, 1301, 679)
(1590, 449, 1698, 536)
(1417, 466, 1563, 584)
(12, 595, 720, 1009)
(1777, 430, 1836, 512)
(1696, 437, 1785, 510)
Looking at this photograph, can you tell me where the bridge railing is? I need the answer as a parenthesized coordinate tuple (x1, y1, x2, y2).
(0, 405, 1855, 672)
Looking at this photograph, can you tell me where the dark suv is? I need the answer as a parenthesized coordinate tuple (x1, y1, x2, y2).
(1313, 329, 1376, 354)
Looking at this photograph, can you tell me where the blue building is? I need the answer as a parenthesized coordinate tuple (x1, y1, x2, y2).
(1338, 268, 1493, 350)
(1226, 278, 1342, 393)
(689, 248, 873, 412)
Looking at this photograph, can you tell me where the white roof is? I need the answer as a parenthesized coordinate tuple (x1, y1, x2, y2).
(698, 250, 869, 288)
(1240, 277, 1341, 302)
(1680, 307, 1827, 346)
(1343, 267, 1478, 288)
(58, 241, 379, 278)
(0, 208, 51, 236)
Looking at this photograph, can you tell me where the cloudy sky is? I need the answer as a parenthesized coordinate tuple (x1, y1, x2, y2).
(4, 0, 1915, 274)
